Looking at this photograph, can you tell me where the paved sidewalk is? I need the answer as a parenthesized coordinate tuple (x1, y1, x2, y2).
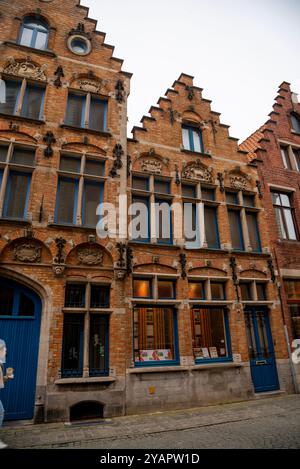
(1, 394, 300, 449)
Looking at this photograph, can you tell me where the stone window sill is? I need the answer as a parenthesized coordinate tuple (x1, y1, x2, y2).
(181, 149, 212, 158)
(0, 113, 45, 125)
(4, 41, 57, 57)
(128, 362, 243, 374)
(55, 377, 116, 385)
(60, 124, 112, 138)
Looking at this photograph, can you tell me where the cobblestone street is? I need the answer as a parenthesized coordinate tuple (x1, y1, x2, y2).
(1, 394, 300, 449)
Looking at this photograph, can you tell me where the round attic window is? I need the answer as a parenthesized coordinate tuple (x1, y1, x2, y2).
(68, 35, 91, 56)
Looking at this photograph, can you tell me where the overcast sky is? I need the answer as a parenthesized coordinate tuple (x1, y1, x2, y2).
(82, 0, 300, 142)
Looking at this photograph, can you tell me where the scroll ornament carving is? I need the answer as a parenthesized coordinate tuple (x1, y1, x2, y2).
(182, 160, 213, 182)
(78, 79, 102, 94)
(3, 57, 47, 81)
(230, 175, 250, 191)
(14, 243, 41, 263)
(141, 159, 162, 174)
(77, 247, 103, 266)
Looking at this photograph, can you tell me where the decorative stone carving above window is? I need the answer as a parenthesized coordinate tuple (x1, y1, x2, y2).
(14, 243, 41, 263)
(70, 73, 108, 95)
(182, 159, 213, 182)
(141, 158, 162, 174)
(3, 57, 47, 81)
(77, 247, 103, 266)
(225, 167, 252, 191)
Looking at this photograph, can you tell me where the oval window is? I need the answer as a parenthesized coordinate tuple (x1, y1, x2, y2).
(68, 36, 91, 56)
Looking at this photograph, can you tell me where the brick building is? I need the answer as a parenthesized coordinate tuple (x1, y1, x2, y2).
(0, 0, 295, 424)
(240, 82, 300, 391)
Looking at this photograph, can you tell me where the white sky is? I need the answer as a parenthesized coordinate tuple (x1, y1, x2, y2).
(82, 0, 300, 142)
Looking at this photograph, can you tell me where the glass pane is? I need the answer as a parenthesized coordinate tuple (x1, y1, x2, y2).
(71, 38, 88, 54)
(133, 279, 151, 298)
(56, 178, 77, 224)
(90, 286, 110, 308)
(89, 98, 106, 131)
(271, 192, 281, 205)
(35, 31, 48, 50)
(0, 81, 20, 115)
(131, 196, 150, 241)
(154, 179, 170, 194)
(192, 129, 202, 153)
(182, 184, 196, 198)
(155, 200, 172, 244)
(281, 147, 292, 169)
(293, 149, 300, 171)
(89, 315, 107, 376)
(291, 114, 300, 133)
(65, 94, 85, 128)
(182, 127, 190, 150)
(83, 181, 103, 227)
(201, 187, 215, 201)
(188, 282, 205, 299)
(65, 284, 86, 308)
(62, 314, 84, 377)
(289, 304, 300, 339)
(274, 207, 287, 239)
(60, 156, 81, 173)
(19, 26, 33, 47)
(24, 17, 48, 31)
(280, 193, 291, 207)
(284, 280, 300, 300)
(132, 176, 149, 191)
(85, 159, 105, 176)
(256, 283, 267, 301)
(157, 281, 175, 299)
(256, 312, 270, 358)
(191, 308, 228, 359)
(226, 192, 238, 205)
(240, 283, 252, 301)
(11, 147, 35, 166)
(21, 85, 44, 119)
(283, 208, 297, 240)
(0, 146, 9, 162)
(134, 307, 175, 363)
(246, 212, 261, 252)
(18, 293, 35, 316)
(228, 210, 244, 250)
(211, 283, 225, 300)
(243, 195, 255, 207)
(205, 206, 219, 248)
(0, 284, 14, 315)
(245, 313, 258, 359)
(4, 172, 29, 218)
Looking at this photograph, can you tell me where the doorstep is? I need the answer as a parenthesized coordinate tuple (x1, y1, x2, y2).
(254, 390, 286, 400)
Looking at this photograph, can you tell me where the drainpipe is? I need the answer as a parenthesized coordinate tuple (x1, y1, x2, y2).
(273, 248, 299, 394)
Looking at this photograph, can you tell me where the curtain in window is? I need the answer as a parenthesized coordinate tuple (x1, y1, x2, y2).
(65, 94, 85, 127)
(205, 206, 219, 248)
(89, 98, 106, 131)
(11, 148, 35, 166)
(21, 85, 44, 120)
(228, 210, 244, 250)
(246, 212, 261, 252)
(136, 308, 174, 361)
(83, 181, 102, 227)
(0, 81, 20, 115)
(56, 178, 77, 224)
(4, 172, 30, 219)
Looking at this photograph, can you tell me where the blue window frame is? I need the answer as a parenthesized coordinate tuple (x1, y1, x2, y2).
(228, 209, 244, 251)
(133, 278, 152, 299)
(3, 171, 31, 220)
(55, 177, 78, 225)
(157, 279, 176, 299)
(0, 169, 3, 190)
(19, 16, 49, 50)
(65, 92, 108, 132)
(89, 315, 109, 377)
(61, 314, 84, 378)
(0, 80, 21, 116)
(291, 113, 300, 134)
(182, 125, 204, 153)
(132, 176, 149, 191)
(188, 282, 206, 300)
(65, 93, 86, 128)
(155, 198, 173, 245)
(89, 97, 107, 132)
(191, 307, 232, 363)
(133, 306, 180, 367)
(204, 205, 220, 249)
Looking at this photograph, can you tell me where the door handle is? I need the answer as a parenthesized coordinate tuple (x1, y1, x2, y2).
(255, 360, 267, 365)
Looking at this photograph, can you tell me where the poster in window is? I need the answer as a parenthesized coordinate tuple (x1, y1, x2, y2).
(201, 347, 210, 358)
(139, 349, 172, 361)
(209, 347, 219, 358)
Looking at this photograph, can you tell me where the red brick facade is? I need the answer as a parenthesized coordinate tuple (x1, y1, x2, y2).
(0, 0, 296, 423)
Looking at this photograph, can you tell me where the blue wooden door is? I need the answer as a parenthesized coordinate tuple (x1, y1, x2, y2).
(0, 278, 42, 420)
(245, 307, 279, 393)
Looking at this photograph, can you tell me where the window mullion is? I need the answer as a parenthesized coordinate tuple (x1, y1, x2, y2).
(84, 93, 91, 128)
(150, 176, 156, 243)
(77, 175, 84, 225)
(83, 284, 91, 378)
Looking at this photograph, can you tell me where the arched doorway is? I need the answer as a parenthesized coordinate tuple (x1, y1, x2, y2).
(0, 277, 42, 420)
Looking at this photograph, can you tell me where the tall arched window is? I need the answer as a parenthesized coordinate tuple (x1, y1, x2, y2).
(19, 16, 49, 50)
